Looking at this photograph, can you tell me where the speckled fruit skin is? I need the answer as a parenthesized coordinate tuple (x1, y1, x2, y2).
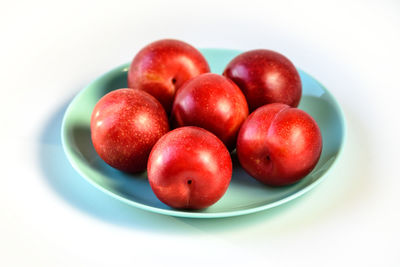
(90, 88, 169, 173)
(236, 103, 322, 186)
(171, 73, 249, 150)
(127, 39, 210, 113)
(223, 49, 302, 112)
(147, 126, 232, 209)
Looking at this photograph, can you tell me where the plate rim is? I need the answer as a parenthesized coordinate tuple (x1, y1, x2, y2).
(61, 48, 347, 218)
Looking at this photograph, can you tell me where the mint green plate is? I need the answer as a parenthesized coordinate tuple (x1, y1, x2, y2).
(61, 48, 346, 218)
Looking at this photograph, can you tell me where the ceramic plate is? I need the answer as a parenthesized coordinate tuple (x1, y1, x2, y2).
(61, 48, 346, 218)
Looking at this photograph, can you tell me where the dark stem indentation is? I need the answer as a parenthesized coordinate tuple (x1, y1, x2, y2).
(187, 179, 192, 185)
(266, 155, 271, 161)
(171, 78, 177, 84)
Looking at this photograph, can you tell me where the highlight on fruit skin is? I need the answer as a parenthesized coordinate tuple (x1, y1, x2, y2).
(90, 88, 169, 173)
(127, 39, 210, 113)
(171, 73, 249, 151)
(147, 126, 233, 210)
(236, 103, 322, 186)
(223, 49, 302, 112)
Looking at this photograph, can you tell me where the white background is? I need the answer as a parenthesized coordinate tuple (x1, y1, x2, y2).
(1, 0, 399, 266)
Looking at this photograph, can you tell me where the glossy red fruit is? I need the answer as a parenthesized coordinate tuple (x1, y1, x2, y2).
(171, 73, 248, 150)
(90, 88, 169, 173)
(147, 126, 232, 209)
(223, 49, 302, 112)
(127, 39, 210, 113)
(236, 103, 322, 186)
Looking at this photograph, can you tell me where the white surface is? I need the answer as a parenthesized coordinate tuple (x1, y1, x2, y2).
(1, 0, 399, 266)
